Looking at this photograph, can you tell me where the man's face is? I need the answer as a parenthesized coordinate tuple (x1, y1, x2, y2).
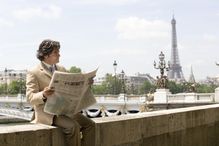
(44, 48, 60, 65)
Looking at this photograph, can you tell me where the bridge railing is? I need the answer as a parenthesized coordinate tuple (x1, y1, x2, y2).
(0, 108, 32, 121)
(0, 92, 216, 120)
(167, 93, 215, 103)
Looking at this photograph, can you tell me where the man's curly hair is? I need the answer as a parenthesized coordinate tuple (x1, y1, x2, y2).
(37, 39, 60, 61)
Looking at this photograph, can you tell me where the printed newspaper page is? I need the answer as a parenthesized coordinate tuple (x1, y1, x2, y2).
(44, 69, 97, 115)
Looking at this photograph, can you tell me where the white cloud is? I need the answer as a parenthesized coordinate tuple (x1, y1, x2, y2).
(98, 47, 147, 56)
(13, 5, 62, 21)
(0, 18, 14, 27)
(79, 0, 140, 5)
(115, 17, 169, 40)
(203, 34, 219, 42)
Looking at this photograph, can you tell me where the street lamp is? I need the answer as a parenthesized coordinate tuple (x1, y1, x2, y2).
(4, 68, 7, 96)
(154, 51, 170, 89)
(113, 60, 117, 94)
(154, 51, 169, 76)
(19, 73, 24, 109)
(121, 70, 126, 94)
(113, 60, 117, 76)
(19, 73, 23, 94)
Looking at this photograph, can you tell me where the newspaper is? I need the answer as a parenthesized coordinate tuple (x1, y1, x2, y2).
(44, 69, 97, 115)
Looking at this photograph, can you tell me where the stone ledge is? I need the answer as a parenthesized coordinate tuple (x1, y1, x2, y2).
(92, 104, 219, 146)
(1, 104, 219, 146)
(93, 104, 219, 123)
(0, 123, 65, 146)
(0, 116, 28, 124)
(0, 123, 54, 133)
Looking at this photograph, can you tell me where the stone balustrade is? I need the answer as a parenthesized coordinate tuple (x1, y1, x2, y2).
(167, 93, 215, 103)
(0, 92, 216, 119)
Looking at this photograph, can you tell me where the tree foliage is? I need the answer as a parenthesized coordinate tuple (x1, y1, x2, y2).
(139, 80, 156, 94)
(92, 74, 156, 95)
(167, 81, 218, 94)
(92, 73, 123, 95)
(92, 75, 218, 95)
(69, 66, 81, 73)
(167, 81, 185, 94)
(0, 80, 26, 95)
(196, 83, 217, 93)
(0, 84, 5, 94)
(7, 81, 20, 94)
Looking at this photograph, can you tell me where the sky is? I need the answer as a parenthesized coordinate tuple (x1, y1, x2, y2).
(0, 0, 219, 81)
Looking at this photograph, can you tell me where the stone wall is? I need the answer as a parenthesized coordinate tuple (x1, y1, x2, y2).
(92, 104, 219, 146)
(1, 104, 219, 146)
(0, 123, 65, 146)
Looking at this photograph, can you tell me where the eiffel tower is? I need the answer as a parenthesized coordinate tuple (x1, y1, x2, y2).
(167, 16, 185, 82)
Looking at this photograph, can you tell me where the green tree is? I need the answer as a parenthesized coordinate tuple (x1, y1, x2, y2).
(167, 81, 185, 94)
(6, 79, 26, 95)
(196, 83, 217, 93)
(0, 84, 5, 95)
(7, 81, 20, 94)
(126, 83, 138, 95)
(69, 66, 81, 73)
(92, 73, 123, 95)
(91, 84, 108, 94)
(139, 80, 156, 94)
(166, 81, 217, 94)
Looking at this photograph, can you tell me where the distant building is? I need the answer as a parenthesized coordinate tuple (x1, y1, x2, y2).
(200, 76, 219, 85)
(94, 76, 106, 85)
(0, 68, 27, 85)
(94, 73, 155, 88)
(125, 73, 155, 87)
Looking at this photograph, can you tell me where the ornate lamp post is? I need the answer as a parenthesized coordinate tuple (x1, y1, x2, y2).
(154, 51, 170, 89)
(121, 70, 126, 94)
(113, 60, 117, 94)
(215, 63, 219, 102)
(4, 68, 8, 96)
(19, 73, 23, 109)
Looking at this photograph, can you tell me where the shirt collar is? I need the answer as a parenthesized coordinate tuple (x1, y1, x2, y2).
(42, 61, 54, 68)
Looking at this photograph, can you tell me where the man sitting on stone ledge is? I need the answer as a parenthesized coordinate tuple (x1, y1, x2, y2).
(26, 39, 95, 146)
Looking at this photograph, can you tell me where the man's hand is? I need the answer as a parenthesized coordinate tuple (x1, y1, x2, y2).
(43, 87, 55, 98)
